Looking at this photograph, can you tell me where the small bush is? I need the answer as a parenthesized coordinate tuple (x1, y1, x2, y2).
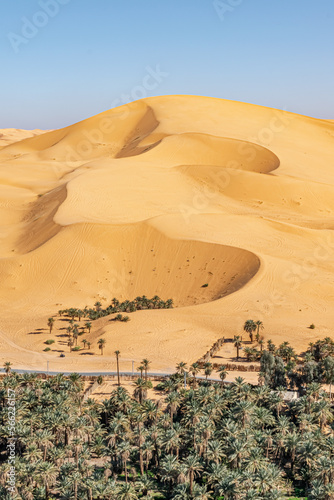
(44, 347, 51, 352)
(201, 283, 208, 288)
(309, 324, 315, 329)
(45, 339, 55, 345)
(72, 346, 81, 351)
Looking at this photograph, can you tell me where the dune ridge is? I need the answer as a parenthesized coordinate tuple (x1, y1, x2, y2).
(0, 95, 333, 372)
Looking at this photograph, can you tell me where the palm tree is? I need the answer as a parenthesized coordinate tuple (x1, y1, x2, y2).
(117, 483, 139, 499)
(166, 391, 181, 425)
(204, 362, 213, 380)
(160, 455, 180, 494)
(3, 362, 12, 374)
(68, 339, 74, 352)
(118, 441, 132, 483)
(36, 461, 58, 500)
(98, 338, 106, 355)
(82, 339, 88, 349)
(87, 341, 91, 350)
(142, 359, 151, 380)
(47, 317, 55, 334)
(234, 336, 242, 360)
(182, 454, 203, 495)
(73, 328, 79, 346)
(176, 362, 188, 375)
(255, 320, 264, 341)
(85, 321, 92, 333)
(323, 356, 334, 399)
(133, 378, 152, 404)
(115, 350, 121, 386)
(243, 320, 257, 343)
(190, 362, 200, 385)
(217, 365, 227, 383)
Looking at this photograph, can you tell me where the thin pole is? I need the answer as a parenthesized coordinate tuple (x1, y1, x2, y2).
(184, 371, 187, 389)
(47, 361, 49, 377)
(132, 360, 134, 376)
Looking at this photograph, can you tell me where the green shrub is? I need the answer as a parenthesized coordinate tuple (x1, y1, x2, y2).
(310, 323, 315, 329)
(45, 339, 55, 345)
(72, 346, 81, 351)
(43, 347, 51, 352)
(201, 283, 208, 288)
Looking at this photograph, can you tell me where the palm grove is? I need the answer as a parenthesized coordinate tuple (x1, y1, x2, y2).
(1, 340, 334, 499)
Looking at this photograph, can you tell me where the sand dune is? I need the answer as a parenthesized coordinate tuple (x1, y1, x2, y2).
(0, 96, 333, 373)
(0, 128, 49, 148)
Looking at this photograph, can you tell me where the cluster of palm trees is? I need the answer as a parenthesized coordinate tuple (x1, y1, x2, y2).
(63, 320, 92, 352)
(196, 320, 264, 368)
(259, 338, 334, 397)
(59, 296, 173, 322)
(1, 364, 334, 499)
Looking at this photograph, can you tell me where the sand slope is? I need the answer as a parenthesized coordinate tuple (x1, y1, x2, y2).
(0, 96, 333, 373)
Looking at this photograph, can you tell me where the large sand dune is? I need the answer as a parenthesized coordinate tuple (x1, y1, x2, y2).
(0, 96, 333, 373)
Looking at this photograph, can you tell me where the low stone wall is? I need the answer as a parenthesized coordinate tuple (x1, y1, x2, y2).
(198, 361, 260, 372)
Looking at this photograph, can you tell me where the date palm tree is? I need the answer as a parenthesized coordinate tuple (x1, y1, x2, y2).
(234, 336, 242, 360)
(176, 362, 187, 375)
(217, 365, 227, 383)
(323, 356, 334, 399)
(98, 338, 106, 355)
(204, 362, 213, 380)
(244, 320, 257, 343)
(47, 317, 55, 334)
(190, 362, 201, 386)
(3, 362, 12, 374)
(36, 461, 58, 500)
(85, 321, 92, 334)
(182, 454, 203, 495)
(133, 378, 152, 404)
(255, 320, 264, 341)
(142, 359, 151, 380)
(115, 350, 121, 386)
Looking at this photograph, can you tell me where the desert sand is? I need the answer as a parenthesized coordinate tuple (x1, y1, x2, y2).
(0, 128, 49, 148)
(0, 96, 333, 376)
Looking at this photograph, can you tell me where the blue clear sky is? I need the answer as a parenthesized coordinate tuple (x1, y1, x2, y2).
(1, 0, 333, 129)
